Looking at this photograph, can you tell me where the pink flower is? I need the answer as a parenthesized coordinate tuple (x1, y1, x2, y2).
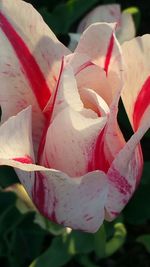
(69, 4, 135, 50)
(0, 0, 149, 232)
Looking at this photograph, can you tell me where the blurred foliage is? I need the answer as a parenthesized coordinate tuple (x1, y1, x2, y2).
(0, 0, 150, 267)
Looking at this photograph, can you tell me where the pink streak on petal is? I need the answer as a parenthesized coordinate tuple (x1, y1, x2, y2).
(108, 166, 132, 195)
(37, 58, 64, 162)
(104, 33, 114, 75)
(32, 172, 57, 223)
(88, 129, 110, 173)
(133, 76, 150, 131)
(0, 12, 51, 111)
(48, 58, 64, 123)
(136, 145, 143, 186)
(75, 61, 95, 76)
(12, 155, 33, 164)
(32, 172, 46, 216)
(110, 211, 120, 217)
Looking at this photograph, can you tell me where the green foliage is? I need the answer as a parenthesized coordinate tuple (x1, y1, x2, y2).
(137, 235, 150, 253)
(0, 166, 19, 188)
(0, 191, 47, 267)
(29, 236, 72, 267)
(38, 0, 99, 34)
(123, 162, 150, 224)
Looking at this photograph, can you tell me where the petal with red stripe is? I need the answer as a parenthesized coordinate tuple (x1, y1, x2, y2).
(0, 107, 108, 233)
(0, 107, 35, 195)
(121, 35, 150, 131)
(75, 22, 123, 103)
(0, 0, 70, 152)
(105, 120, 150, 220)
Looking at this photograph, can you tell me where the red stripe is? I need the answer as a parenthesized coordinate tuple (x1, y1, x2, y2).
(48, 58, 64, 123)
(32, 172, 57, 223)
(104, 34, 114, 75)
(108, 166, 132, 195)
(0, 12, 51, 110)
(32, 172, 46, 216)
(88, 129, 110, 173)
(38, 58, 64, 163)
(75, 61, 94, 76)
(133, 76, 150, 131)
(12, 155, 33, 164)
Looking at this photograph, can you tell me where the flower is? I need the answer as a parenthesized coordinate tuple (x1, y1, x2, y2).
(0, 0, 149, 232)
(68, 4, 135, 51)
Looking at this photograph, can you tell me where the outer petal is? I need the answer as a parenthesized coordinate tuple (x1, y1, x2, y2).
(117, 12, 135, 44)
(0, 0, 69, 151)
(75, 23, 123, 103)
(0, 107, 35, 195)
(105, 120, 150, 220)
(77, 4, 121, 33)
(0, 109, 108, 233)
(121, 35, 150, 131)
(1, 159, 108, 232)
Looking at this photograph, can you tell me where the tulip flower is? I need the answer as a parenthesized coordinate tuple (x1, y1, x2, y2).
(69, 4, 135, 51)
(0, 0, 149, 233)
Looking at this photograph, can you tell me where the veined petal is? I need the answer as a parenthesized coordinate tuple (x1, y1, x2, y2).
(88, 90, 125, 174)
(75, 23, 123, 103)
(45, 61, 84, 122)
(0, 108, 108, 233)
(0, 107, 33, 160)
(0, 107, 35, 195)
(65, 52, 114, 106)
(105, 120, 150, 220)
(0, 0, 69, 152)
(33, 170, 108, 232)
(39, 59, 88, 161)
(42, 107, 107, 177)
(0, 155, 108, 232)
(121, 35, 150, 131)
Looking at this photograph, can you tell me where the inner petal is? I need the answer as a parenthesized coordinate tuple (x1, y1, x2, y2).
(41, 107, 107, 177)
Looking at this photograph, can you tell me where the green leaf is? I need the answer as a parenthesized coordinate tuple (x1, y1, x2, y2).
(0, 206, 23, 237)
(137, 235, 150, 253)
(69, 230, 94, 254)
(76, 255, 100, 267)
(34, 213, 65, 235)
(29, 235, 72, 267)
(105, 223, 126, 257)
(0, 166, 19, 188)
(141, 161, 150, 185)
(124, 183, 150, 224)
(10, 213, 47, 266)
(94, 225, 106, 259)
(39, 0, 99, 34)
(0, 191, 16, 213)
